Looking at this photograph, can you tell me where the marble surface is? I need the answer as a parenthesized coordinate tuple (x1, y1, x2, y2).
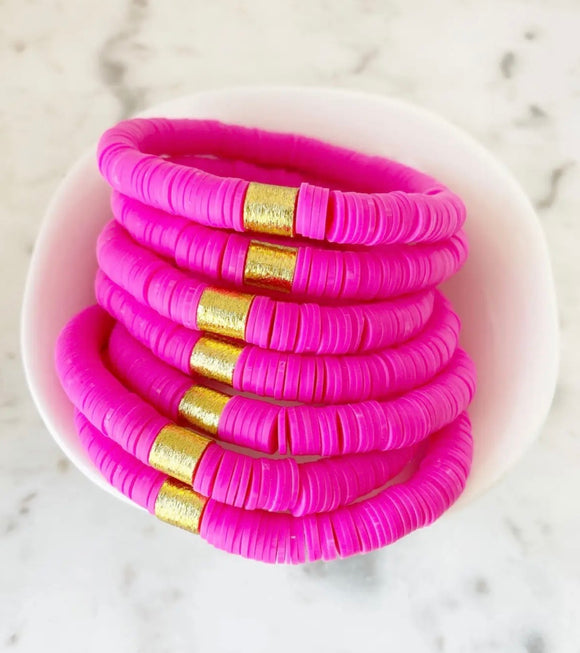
(1, 0, 579, 651)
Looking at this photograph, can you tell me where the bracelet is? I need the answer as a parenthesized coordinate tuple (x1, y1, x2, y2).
(74, 407, 472, 563)
(111, 189, 468, 302)
(97, 221, 442, 355)
(96, 271, 459, 403)
(106, 320, 476, 457)
(58, 306, 426, 517)
(97, 118, 466, 246)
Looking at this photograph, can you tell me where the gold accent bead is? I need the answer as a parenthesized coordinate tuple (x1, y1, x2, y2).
(154, 478, 206, 535)
(190, 336, 244, 385)
(243, 182, 298, 237)
(196, 287, 254, 340)
(243, 240, 298, 293)
(148, 424, 211, 485)
(178, 385, 230, 435)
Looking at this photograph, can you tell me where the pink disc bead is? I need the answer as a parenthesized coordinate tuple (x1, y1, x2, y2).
(56, 308, 166, 463)
(75, 411, 165, 513)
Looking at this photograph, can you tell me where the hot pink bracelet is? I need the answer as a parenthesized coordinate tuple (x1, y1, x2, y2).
(111, 188, 468, 302)
(74, 405, 472, 563)
(58, 306, 430, 517)
(97, 118, 466, 246)
(95, 270, 460, 403)
(106, 320, 476, 457)
(97, 221, 447, 356)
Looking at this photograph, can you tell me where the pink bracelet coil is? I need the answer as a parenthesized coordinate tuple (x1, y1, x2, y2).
(106, 320, 476, 457)
(74, 407, 472, 563)
(58, 306, 427, 516)
(112, 190, 468, 302)
(97, 221, 443, 356)
(97, 118, 466, 246)
(95, 270, 460, 404)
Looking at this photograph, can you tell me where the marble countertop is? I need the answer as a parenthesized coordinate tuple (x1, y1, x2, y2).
(1, 0, 579, 651)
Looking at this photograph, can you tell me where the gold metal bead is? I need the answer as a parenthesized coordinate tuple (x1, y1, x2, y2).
(148, 424, 211, 485)
(243, 240, 298, 293)
(196, 287, 254, 340)
(190, 336, 244, 385)
(243, 182, 298, 237)
(154, 478, 206, 535)
(178, 385, 231, 435)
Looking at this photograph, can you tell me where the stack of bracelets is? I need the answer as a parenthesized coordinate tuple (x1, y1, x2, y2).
(55, 118, 476, 563)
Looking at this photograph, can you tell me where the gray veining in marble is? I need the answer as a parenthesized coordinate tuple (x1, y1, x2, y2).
(1, 0, 579, 651)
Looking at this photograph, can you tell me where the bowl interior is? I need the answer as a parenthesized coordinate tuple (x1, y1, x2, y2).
(22, 87, 558, 508)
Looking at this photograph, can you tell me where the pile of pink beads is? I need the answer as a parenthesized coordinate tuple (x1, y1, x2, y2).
(55, 118, 475, 563)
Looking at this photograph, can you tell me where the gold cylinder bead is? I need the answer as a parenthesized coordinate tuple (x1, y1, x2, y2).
(196, 287, 254, 340)
(178, 385, 230, 435)
(148, 424, 211, 485)
(243, 182, 298, 237)
(154, 478, 206, 535)
(243, 240, 298, 293)
(190, 336, 244, 385)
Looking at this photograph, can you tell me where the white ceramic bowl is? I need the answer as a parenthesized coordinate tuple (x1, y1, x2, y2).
(21, 87, 558, 509)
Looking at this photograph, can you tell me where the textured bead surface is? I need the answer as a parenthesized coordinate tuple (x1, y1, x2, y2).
(243, 182, 298, 237)
(243, 240, 298, 292)
(154, 478, 207, 534)
(148, 424, 211, 484)
(196, 287, 254, 340)
(189, 337, 244, 385)
(178, 385, 231, 435)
